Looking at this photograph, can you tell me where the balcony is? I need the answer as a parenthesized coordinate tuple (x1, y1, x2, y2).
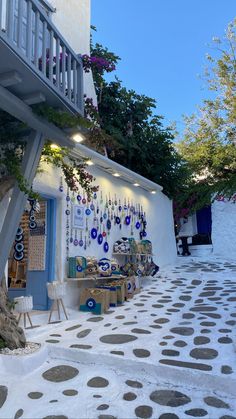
(0, 0, 84, 115)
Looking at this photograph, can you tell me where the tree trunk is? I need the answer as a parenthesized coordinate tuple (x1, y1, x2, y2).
(0, 275, 26, 350)
(0, 176, 15, 202)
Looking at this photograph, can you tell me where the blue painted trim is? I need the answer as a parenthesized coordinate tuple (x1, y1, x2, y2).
(45, 197, 57, 310)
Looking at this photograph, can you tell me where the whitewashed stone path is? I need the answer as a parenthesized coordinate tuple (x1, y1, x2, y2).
(1, 257, 236, 418)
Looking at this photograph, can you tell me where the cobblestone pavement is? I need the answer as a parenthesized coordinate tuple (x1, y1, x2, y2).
(1, 257, 236, 419)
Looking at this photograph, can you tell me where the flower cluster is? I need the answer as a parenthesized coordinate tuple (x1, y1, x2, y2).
(82, 54, 116, 74)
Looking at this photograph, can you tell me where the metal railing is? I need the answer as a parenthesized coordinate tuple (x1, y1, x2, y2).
(0, 0, 84, 115)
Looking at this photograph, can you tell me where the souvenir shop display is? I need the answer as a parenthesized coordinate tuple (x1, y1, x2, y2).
(63, 186, 149, 257)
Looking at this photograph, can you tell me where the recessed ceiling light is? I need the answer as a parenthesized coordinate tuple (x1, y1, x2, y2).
(72, 133, 84, 143)
(113, 173, 120, 177)
(133, 183, 140, 187)
(86, 159, 94, 166)
(151, 190, 156, 194)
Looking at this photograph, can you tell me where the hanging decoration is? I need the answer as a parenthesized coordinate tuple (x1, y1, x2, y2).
(66, 187, 148, 256)
(13, 226, 24, 261)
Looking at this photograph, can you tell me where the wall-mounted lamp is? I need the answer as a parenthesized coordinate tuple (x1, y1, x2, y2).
(50, 143, 60, 150)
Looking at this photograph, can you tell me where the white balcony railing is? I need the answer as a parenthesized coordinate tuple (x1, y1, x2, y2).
(0, 0, 84, 115)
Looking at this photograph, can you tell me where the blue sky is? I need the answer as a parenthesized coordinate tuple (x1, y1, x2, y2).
(91, 0, 235, 134)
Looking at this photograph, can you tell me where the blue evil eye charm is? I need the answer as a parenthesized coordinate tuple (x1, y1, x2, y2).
(85, 208, 91, 216)
(66, 195, 70, 202)
(124, 205, 128, 211)
(74, 239, 79, 246)
(125, 216, 131, 225)
(116, 216, 121, 225)
(65, 209, 70, 216)
(136, 221, 141, 229)
(86, 298, 96, 310)
(91, 228, 97, 239)
(59, 186, 64, 192)
(103, 242, 109, 253)
(82, 198, 86, 204)
(103, 213, 107, 220)
(76, 265, 83, 272)
(106, 219, 111, 230)
(79, 239, 84, 247)
(93, 193, 97, 199)
(118, 205, 122, 212)
(98, 233, 103, 245)
(90, 203, 95, 211)
(142, 230, 147, 237)
(77, 195, 82, 202)
(16, 227, 23, 236)
(70, 237, 73, 243)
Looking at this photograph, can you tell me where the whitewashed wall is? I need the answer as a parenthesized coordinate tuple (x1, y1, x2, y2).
(50, 0, 97, 103)
(33, 163, 177, 281)
(212, 200, 236, 260)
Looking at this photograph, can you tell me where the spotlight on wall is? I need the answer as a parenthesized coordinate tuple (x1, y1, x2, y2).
(133, 183, 140, 187)
(72, 133, 84, 143)
(113, 172, 120, 177)
(86, 159, 94, 166)
(151, 190, 156, 194)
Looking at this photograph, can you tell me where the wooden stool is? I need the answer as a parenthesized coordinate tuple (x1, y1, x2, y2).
(48, 298, 68, 323)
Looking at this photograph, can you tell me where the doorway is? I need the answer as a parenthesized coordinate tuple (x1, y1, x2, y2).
(8, 197, 56, 310)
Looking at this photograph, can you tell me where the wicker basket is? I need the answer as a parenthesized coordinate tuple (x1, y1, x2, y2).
(47, 281, 66, 300)
(14, 296, 33, 313)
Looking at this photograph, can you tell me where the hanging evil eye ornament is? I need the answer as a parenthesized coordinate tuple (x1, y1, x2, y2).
(90, 203, 95, 211)
(93, 192, 97, 200)
(65, 209, 70, 216)
(103, 212, 107, 220)
(77, 194, 82, 202)
(125, 215, 131, 225)
(59, 176, 63, 192)
(103, 241, 109, 253)
(97, 232, 103, 245)
(106, 219, 111, 230)
(74, 229, 79, 246)
(142, 230, 147, 237)
(116, 216, 121, 225)
(79, 230, 84, 247)
(91, 227, 97, 239)
(85, 208, 91, 216)
(140, 231, 144, 239)
(14, 225, 25, 261)
(28, 199, 37, 230)
(136, 221, 141, 230)
(65, 188, 71, 259)
(82, 197, 86, 205)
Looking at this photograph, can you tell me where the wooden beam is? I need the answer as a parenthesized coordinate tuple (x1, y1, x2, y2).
(0, 85, 75, 148)
(22, 92, 46, 105)
(0, 71, 22, 87)
(0, 130, 45, 281)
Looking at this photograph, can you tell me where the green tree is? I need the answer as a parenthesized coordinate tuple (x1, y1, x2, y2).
(178, 19, 236, 211)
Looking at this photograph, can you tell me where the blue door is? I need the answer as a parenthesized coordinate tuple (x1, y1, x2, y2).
(27, 198, 56, 310)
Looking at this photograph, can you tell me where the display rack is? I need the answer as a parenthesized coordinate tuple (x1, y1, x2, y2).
(66, 275, 126, 282)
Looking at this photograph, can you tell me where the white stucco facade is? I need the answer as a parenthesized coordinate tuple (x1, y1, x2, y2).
(33, 161, 177, 283)
(211, 200, 236, 260)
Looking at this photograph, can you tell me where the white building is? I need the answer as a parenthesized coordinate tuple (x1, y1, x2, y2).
(0, 0, 177, 311)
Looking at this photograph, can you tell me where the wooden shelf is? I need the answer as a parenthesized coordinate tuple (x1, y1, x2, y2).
(113, 252, 153, 256)
(66, 275, 126, 282)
